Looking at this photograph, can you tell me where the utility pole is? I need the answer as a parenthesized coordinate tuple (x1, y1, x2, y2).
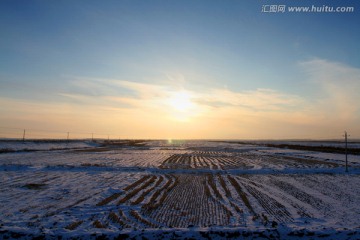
(344, 131, 349, 173)
(22, 129, 26, 141)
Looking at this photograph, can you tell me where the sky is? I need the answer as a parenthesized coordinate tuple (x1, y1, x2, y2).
(1, 0, 360, 139)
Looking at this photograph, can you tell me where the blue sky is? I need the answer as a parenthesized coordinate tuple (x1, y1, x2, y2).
(1, 0, 360, 139)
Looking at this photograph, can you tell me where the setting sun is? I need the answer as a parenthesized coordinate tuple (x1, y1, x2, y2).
(165, 91, 199, 122)
(168, 91, 194, 112)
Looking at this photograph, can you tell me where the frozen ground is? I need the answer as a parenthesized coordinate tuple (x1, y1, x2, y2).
(0, 140, 98, 152)
(0, 140, 359, 239)
(244, 140, 360, 149)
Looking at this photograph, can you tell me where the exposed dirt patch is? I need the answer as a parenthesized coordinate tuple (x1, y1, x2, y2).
(22, 183, 47, 190)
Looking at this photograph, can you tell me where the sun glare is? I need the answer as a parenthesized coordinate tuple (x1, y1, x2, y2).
(166, 91, 199, 122)
(169, 91, 193, 112)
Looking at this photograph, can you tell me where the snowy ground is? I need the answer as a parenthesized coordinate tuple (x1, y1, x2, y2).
(0, 140, 359, 239)
(0, 140, 98, 152)
(239, 140, 360, 149)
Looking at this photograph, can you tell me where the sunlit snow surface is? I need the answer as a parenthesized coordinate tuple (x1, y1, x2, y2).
(0, 140, 359, 239)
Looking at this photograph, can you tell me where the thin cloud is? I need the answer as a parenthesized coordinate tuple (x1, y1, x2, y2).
(300, 58, 360, 121)
(196, 88, 304, 112)
(63, 76, 306, 113)
(5, 59, 358, 139)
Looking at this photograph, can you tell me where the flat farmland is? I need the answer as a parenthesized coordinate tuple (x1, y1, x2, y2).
(0, 140, 359, 239)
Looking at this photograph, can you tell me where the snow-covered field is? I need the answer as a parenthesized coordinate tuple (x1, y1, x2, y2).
(241, 140, 360, 149)
(0, 140, 359, 239)
(0, 140, 98, 152)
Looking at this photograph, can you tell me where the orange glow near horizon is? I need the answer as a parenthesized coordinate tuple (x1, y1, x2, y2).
(1, 58, 360, 140)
